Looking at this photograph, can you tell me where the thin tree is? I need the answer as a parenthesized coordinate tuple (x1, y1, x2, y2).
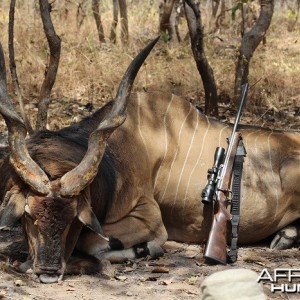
(184, 0, 218, 116)
(119, 0, 128, 44)
(215, 0, 226, 33)
(109, 0, 128, 44)
(234, 0, 274, 100)
(110, 0, 119, 43)
(76, 0, 88, 29)
(36, 0, 61, 131)
(159, 0, 180, 44)
(8, 0, 33, 133)
(92, 0, 105, 44)
(208, 0, 219, 31)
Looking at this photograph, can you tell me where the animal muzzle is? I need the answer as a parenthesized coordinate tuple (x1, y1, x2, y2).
(34, 265, 64, 284)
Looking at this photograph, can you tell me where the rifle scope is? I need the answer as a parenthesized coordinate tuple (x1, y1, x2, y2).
(201, 147, 225, 204)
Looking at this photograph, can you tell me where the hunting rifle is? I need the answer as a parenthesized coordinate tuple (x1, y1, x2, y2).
(202, 83, 248, 264)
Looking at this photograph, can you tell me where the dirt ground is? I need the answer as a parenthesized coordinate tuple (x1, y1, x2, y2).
(0, 225, 299, 300)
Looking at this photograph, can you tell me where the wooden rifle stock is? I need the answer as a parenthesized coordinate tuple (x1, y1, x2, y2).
(204, 132, 241, 264)
(204, 203, 229, 264)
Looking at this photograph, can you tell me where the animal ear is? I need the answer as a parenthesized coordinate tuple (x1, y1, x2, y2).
(77, 201, 109, 242)
(0, 191, 25, 229)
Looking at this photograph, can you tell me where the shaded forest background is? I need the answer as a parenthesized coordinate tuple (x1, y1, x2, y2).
(0, 0, 299, 131)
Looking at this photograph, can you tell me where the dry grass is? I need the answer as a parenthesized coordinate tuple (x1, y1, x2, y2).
(0, 1, 299, 129)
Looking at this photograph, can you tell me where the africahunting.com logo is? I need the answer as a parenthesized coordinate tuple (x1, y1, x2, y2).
(257, 268, 300, 293)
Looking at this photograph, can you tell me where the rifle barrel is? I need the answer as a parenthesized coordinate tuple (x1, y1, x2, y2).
(230, 83, 249, 140)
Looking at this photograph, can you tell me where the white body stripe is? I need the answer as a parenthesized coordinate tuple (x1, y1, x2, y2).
(160, 104, 193, 201)
(137, 94, 150, 160)
(267, 131, 279, 220)
(172, 110, 202, 208)
(182, 114, 210, 212)
(153, 95, 174, 190)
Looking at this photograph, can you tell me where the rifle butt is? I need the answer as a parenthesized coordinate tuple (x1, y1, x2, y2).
(204, 212, 228, 265)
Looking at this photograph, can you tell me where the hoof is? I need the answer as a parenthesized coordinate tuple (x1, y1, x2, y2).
(147, 241, 164, 259)
(270, 226, 298, 250)
(13, 260, 33, 273)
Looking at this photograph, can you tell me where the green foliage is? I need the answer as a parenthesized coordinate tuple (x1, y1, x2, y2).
(161, 31, 170, 43)
(287, 9, 297, 20)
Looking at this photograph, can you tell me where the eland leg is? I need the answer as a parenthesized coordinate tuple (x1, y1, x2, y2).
(76, 196, 168, 263)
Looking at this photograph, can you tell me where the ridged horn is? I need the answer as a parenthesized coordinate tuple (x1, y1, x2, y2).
(0, 41, 51, 195)
(59, 36, 160, 197)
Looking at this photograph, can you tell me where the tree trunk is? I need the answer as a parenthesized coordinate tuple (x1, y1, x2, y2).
(159, 0, 180, 44)
(215, 0, 225, 33)
(184, 0, 218, 116)
(119, 0, 128, 44)
(110, 0, 119, 43)
(109, 0, 128, 44)
(76, 0, 88, 29)
(170, 0, 181, 44)
(92, 0, 105, 44)
(36, 0, 61, 131)
(209, 0, 219, 31)
(234, 0, 274, 101)
(159, 0, 175, 33)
